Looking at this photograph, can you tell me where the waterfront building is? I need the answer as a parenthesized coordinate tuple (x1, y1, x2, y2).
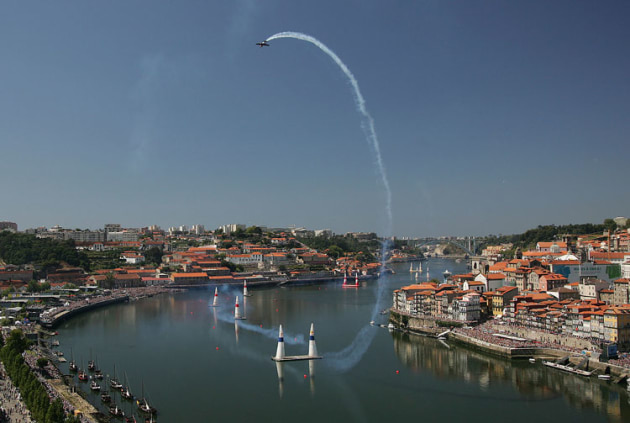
(604, 307, 630, 349)
(491, 286, 518, 316)
(141, 276, 171, 286)
(314, 229, 332, 238)
(264, 253, 292, 267)
(474, 273, 508, 291)
(107, 231, 140, 242)
(599, 289, 615, 304)
(299, 252, 332, 266)
(487, 261, 508, 274)
(0, 269, 33, 282)
(536, 242, 568, 253)
(112, 273, 142, 288)
(578, 279, 609, 301)
(226, 253, 263, 266)
(219, 224, 246, 235)
(120, 252, 145, 265)
(0, 221, 18, 232)
(547, 287, 580, 301)
(588, 251, 630, 265)
(527, 268, 551, 291)
(613, 278, 630, 305)
(462, 280, 485, 292)
(450, 292, 481, 322)
(539, 274, 568, 292)
(171, 272, 211, 285)
(549, 259, 621, 283)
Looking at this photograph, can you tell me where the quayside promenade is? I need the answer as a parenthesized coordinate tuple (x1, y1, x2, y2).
(40, 286, 175, 329)
(390, 309, 630, 377)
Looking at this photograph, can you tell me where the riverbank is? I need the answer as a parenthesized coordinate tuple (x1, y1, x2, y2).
(40, 286, 177, 329)
(168, 273, 378, 290)
(41, 296, 129, 329)
(389, 309, 630, 380)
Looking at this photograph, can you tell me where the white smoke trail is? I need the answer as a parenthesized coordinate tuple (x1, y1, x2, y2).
(266, 32, 392, 236)
(266, 32, 393, 370)
(213, 302, 306, 345)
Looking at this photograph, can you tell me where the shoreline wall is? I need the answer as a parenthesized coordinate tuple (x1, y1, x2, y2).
(42, 296, 128, 329)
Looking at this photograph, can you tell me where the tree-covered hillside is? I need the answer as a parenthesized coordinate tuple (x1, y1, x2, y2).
(0, 232, 89, 271)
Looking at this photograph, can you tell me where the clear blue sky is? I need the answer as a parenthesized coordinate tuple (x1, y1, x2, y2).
(1, 1, 629, 237)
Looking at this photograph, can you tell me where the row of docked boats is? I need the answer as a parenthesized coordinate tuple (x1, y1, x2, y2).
(68, 354, 157, 420)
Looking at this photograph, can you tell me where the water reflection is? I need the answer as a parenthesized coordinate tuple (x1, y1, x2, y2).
(392, 331, 630, 422)
(309, 360, 316, 396)
(276, 362, 284, 398)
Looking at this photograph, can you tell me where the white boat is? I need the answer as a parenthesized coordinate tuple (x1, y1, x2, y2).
(529, 358, 536, 364)
(90, 381, 101, 391)
(598, 374, 611, 380)
(387, 323, 395, 330)
(110, 363, 123, 389)
(542, 360, 592, 377)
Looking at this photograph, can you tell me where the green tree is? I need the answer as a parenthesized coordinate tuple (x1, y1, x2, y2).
(327, 245, 344, 259)
(246, 226, 263, 237)
(45, 398, 65, 423)
(103, 273, 115, 289)
(603, 218, 617, 233)
(4, 329, 30, 354)
(144, 247, 163, 266)
(27, 280, 42, 293)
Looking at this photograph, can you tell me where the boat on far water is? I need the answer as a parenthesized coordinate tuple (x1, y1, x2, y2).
(121, 372, 134, 400)
(69, 348, 77, 372)
(137, 380, 158, 415)
(111, 364, 123, 389)
(101, 391, 112, 403)
(109, 405, 124, 418)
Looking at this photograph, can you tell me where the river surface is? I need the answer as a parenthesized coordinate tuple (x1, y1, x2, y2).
(56, 258, 630, 422)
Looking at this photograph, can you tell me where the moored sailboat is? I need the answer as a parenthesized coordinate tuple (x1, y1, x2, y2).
(111, 363, 123, 389)
(120, 372, 134, 400)
(69, 348, 77, 372)
(137, 380, 158, 415)
(109, 404, 124, 418)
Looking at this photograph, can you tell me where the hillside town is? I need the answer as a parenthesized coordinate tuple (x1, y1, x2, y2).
(393, 225, 630, 357)
(0, 221, 392, 327)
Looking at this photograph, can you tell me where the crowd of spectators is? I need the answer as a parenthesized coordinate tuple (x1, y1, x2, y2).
(608, 353, 630, 369)
(22, 348, 93, 423)
(455, 321, 594, 356)
(0, 362, 32, 423)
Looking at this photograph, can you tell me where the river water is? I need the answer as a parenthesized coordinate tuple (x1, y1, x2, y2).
(56, 258, 630, 422)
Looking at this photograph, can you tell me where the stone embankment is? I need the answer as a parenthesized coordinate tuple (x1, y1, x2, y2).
(389, 309, 459, 336)
(40, 296, 129, 329)
(389, 310, 630, 380)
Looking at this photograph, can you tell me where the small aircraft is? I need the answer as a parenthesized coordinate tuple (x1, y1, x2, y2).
(256, 40, 270, 48)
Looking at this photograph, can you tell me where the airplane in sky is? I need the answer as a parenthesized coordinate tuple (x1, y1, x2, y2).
(256, 41, 270, 48)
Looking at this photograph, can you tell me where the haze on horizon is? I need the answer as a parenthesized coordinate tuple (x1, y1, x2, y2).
(1, 1, 629, 238)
